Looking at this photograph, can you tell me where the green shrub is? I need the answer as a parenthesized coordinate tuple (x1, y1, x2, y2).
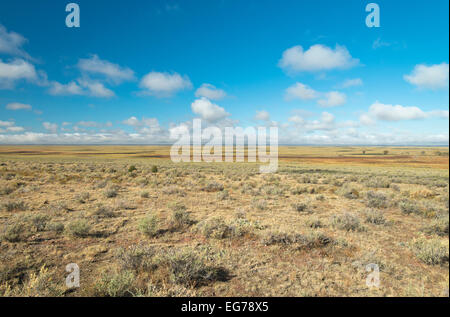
(95, 270, 135, 297)
(66, 219, 91, 237)
(151, 165, 158, 173)
(399, 199, 421, 215)
(138, 214, 159, 238)
(422, 216, 449, 236)
(411, 238, 449, 265)
(2, 222, 28, 242)
(128, 165, 137, 173)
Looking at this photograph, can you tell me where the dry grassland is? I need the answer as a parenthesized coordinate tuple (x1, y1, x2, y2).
(0, 146, 448, 297)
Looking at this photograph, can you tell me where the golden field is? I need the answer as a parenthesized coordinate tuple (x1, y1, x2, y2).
(0, 145, 448, 296)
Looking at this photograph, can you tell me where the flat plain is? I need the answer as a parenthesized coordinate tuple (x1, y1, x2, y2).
(0, 146, 448, 296)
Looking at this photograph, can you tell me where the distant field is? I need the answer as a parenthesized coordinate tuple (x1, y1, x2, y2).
(0, 145, 448, 169)
(0, 146, 448, 297)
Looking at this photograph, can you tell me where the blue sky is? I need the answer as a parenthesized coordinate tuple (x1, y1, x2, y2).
(0, 0, 448, 144)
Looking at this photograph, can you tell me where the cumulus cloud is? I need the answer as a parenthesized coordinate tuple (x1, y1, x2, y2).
(48, 81, 84, 96)
(279, 44, 359, 73)
(0, 120, 15, 127)
(289, 112, 336, 131)
(42, 122, 58, 133)
(195, 84, 226, 100)
(140, 71, 192, 97)
(254, 110, 270, 121)
(339, 78, 363, 88)
(404, 63, 449, 90)
(191, 98, 230, 123)
(0, 58, 37, 88)
(360, 102, 449, 124)
(122, 116, 163, 135)
(48, 79, 114, 98)
(77, 55, 135, 84)
(285, 82, 318, 100)
(0, 24, 31, 59)
(317, 91, 346, 107)
(6, 102, 32, 111)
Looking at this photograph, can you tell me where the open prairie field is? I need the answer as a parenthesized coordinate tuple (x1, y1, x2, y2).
(0, 146, 448, 297)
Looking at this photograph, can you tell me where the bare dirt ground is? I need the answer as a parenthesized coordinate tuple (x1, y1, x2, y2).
(0, 146, 448, 297)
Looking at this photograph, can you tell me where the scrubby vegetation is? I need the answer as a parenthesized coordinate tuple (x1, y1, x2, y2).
(0, 145, 448, 297)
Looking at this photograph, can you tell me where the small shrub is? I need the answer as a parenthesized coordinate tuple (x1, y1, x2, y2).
(104, 187, 118, 198)
(66, 219, 91, 237)
(95, 270, 135, 297)
(363, 209, 386, 225)
(366, 191, 388, 208)
(399, 199, 421, 215)
(197, 217, 231, 239)
(92, 205, 116, 218)
(140, 191, 150, 198)
(116, 245, 157, 272)
(262, 231, 332, 250)
(306, 217, 323, 228)
(2, 222, 28, 242)
(138, 214, 159, 238)
(165, 248, 229, 287)
(151, 165, 158, 173)
(202, 182, 224, 192)
(46, 222, 64, 234)
(128, 165, 137, 173)
(411, 238, 449, 265)
(422, 216, 449, 236)
(253, 199, 267, 211)
(3, 201, 27, 212)
(216, 190, 229, 200)
(76, 192, 90, 204)
(330, 213, 365, 232)
(365, 177, 390, 188)
(292, 202, 309, 213)
(169, 209, 193, 230)
(337, 185, 359, 199)
(28, 214, 50, 232)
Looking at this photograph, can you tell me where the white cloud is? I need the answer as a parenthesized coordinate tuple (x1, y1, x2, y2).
(6, 126, 24, 132)
(289, 112, 336, 131)
(279, 44, 359, 73)
(78, 79, 115, 98)
(0, 120, 15, 127)
(48, 81, 84, 96)
(368, 102, 427, 121)
(360, 102, 449, 124)
(0, 58, 37, 88)
(78, 55, 135, 84)
(122, 116, 162, 135)
(195, 84, 226, 100)
(317, 91, 346, 107)
(0, 24, 31, 59)
(339, 78, 363, 88)
(6, 102, 32, 111)
(254, 110, 270, 121)
(285, 82, 318, 100)
(48, 79, 114, 98)
(191, 97, 230, 122)
(140, 71, 192, 97)
(359, 113, 376, 126)
(404, 63, 449, 90)
(42, 122, 58, 133)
